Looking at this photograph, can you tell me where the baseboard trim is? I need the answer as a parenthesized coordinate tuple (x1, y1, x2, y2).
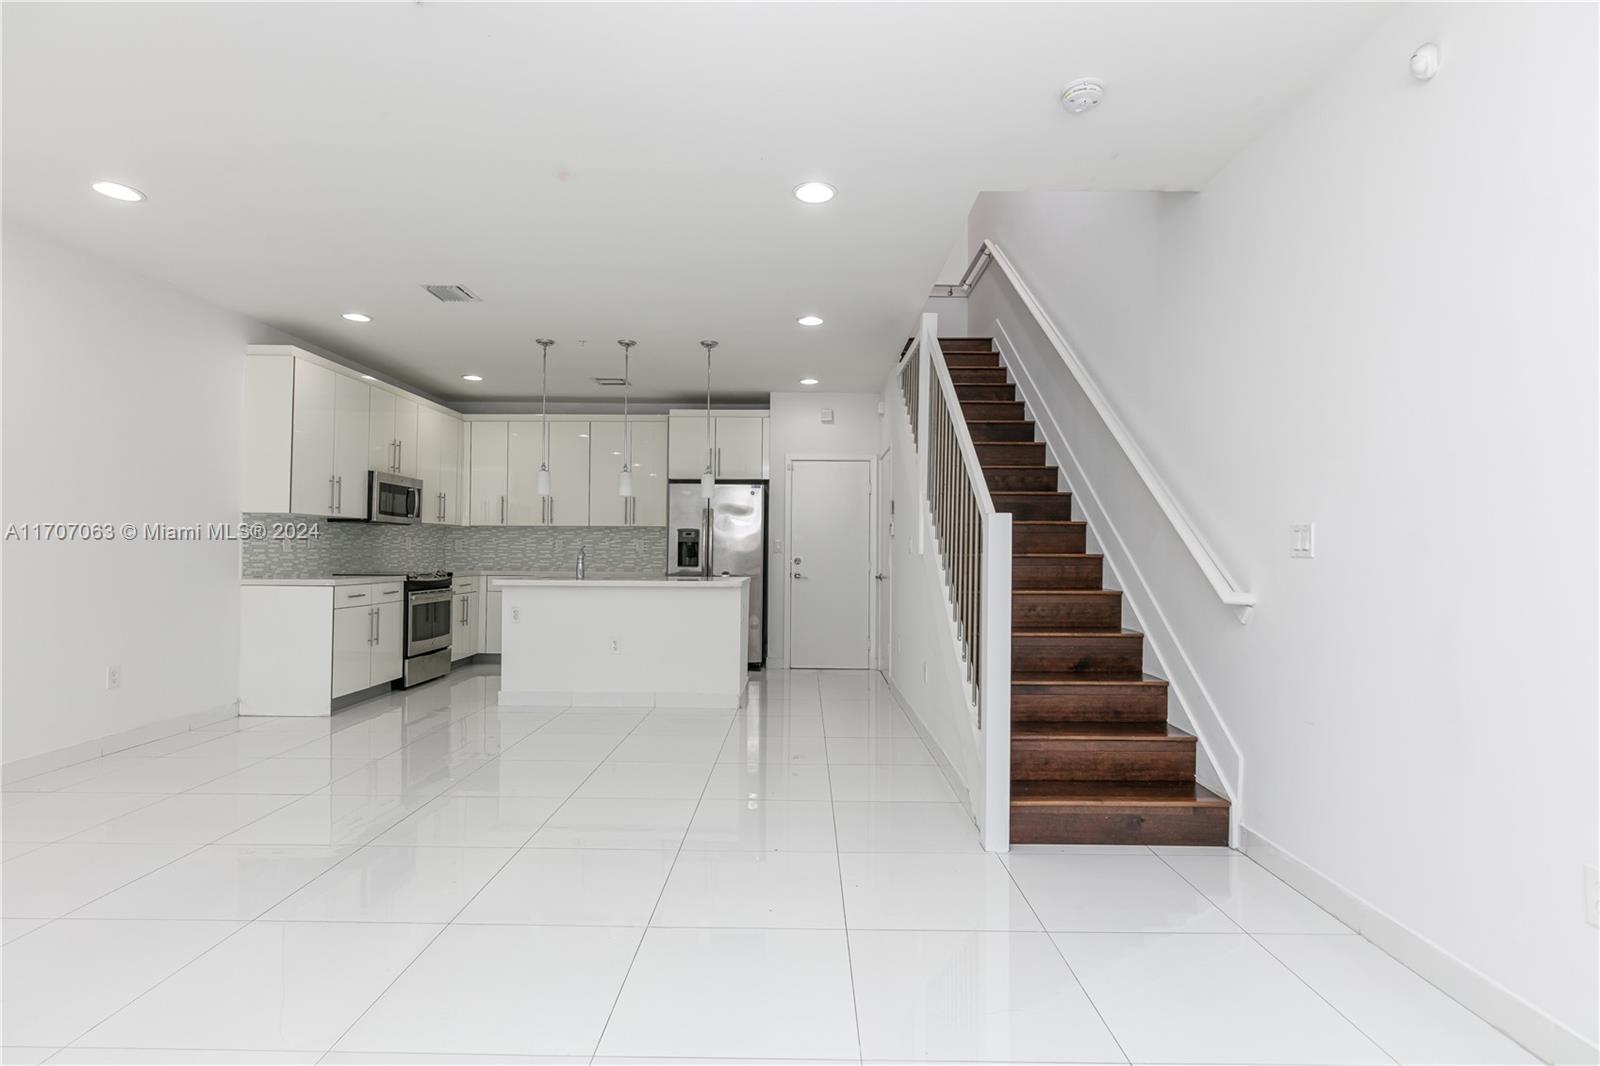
(3, 699, 239, 784)
(1241, 825, 1596, 1065)
(886, 676, 981, 835)
(498, 687, 745, 710)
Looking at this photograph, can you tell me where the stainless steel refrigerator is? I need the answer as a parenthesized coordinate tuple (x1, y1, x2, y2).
(667, 481, 767, 667)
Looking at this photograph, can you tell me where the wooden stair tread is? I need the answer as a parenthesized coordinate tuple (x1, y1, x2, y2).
(1014, 722, 1192, 741)
(1013, 672, 1165, 685)
(1012, 781, 1228, 807)
(1012, 589, 1118, 596)
(1015, 552, 1102, 559)
(1015, 628, 1139, 637)
(1014, 519, 1080, 525)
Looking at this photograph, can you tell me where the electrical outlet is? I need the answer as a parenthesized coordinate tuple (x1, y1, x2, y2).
(610, 639, 620, 654)
(510, 606, 521, 623)
(1585, 865, 1598, 928)
(105, 665, 122, 690)
(1290, 523, 1316, 559)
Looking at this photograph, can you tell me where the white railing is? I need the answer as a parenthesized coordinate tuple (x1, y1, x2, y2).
(936, 240, 1257, 622)
(899, 312, 1012, 850)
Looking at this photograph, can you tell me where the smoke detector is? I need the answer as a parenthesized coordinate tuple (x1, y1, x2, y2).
(422, 284, 480, 303)
(1060, 79, 1105, 114)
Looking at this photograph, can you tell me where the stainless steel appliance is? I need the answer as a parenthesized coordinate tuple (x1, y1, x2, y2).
(367, 471, 423, 524)
(402, 570, 453, 686)
(668, 481, 767, 666)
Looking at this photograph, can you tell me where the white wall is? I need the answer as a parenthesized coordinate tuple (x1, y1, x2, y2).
(2, 221, 259, 766)
(924, 230, 971, 336)
(766, 392, 883, 665)
(965, 4, 1597, 1058)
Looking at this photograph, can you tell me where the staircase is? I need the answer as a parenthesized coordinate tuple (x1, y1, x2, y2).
(941, 337, 1230, 846)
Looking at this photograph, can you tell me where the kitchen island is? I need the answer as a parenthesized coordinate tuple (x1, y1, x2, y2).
(493, 577, 750, 708)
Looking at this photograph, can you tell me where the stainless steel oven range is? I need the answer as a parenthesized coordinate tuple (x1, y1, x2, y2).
(402, 570, 453, 687)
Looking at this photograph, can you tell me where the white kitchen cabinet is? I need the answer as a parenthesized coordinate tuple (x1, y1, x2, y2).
(368, 387, 396, 473)
(547, 422, 591, 527)
(501, 420, 590, 526)
(331, 604, 375, 698)
(416, 406, 461, 524)
(394, 395, 419, 477)
(714, 416, 767, 478)
(668, 414, 711, 479)
(439, 412, 462, 524)
(451, 591, 477, 660)
(505, 421, 543, 525)
(289, 360, 337, 517)
(668, 412, 768, 481)
(372, 600, 403, 684)
(590, 420, 666, 526)
(470, 421, 509, 525)
(332, 374, 370, 519)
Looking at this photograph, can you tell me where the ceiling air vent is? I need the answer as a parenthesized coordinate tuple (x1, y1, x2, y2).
(423, 284, 481, 303)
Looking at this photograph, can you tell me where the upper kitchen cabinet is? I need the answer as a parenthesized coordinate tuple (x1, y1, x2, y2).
(478, 418, 591, 526)
(370, 388, 419, 476)
(243, 346, 462, 519)
(415, 405, 463, 524)
(667, 410, 769, 480)
(590, 418, 667, 526)
(469, 420, 509, 525)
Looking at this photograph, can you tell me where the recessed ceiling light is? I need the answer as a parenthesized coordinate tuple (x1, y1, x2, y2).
(342, 312, 372, 323)
(797, 315, 824, 327)
(800, 378, 819, 386)
(793, 181, 835, 204)
(461, 374, 483, 382)
(92, 180, 145, 202)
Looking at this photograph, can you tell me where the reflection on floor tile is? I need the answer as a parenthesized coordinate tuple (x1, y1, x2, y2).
(2, 665, 1535, 1065)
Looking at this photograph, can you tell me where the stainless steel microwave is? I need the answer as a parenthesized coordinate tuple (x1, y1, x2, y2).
(368, 471, 422, 524)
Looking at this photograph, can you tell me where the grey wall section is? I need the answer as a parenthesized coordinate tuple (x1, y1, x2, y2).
(241, 514, 664, 579)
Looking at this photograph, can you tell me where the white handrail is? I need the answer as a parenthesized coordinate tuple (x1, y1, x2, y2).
(975, 240, 1257, 622)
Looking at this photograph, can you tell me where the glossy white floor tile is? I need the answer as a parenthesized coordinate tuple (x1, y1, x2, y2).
(3, 666, 1535, 1065)
(75, 844, 353, 920)
(76, 921, 441, 1052)
(1155, 847, 1352, 934)
(455, 847, 674, 926)
(652, 849, 844, 928)
(337, 924, 641, 1056)
(1257, 933, 1541, 1064)
(264, 845, 512, 922)
(1001, 852, 1239, 932)
(0, 918, 242, 1046)
(597, 928, 859, 1060)
(1054, 931, 1391, 1064)
(849, 929, 1124, 1062)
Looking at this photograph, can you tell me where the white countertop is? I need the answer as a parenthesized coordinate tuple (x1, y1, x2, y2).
(240, 574, 403, 587)
(492, 576, 749, 590)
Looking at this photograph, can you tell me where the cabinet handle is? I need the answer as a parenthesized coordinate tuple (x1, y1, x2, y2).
(375, 606, 380, 643)
(716, 446, 722, 477)
(346, 591, 367, 599)
(335, 475, 342, 513)
(397, 440, 403, 471)
(500, 495, 506, 524)
(329, 476, 337, 512)
(368, 606, 375, 645)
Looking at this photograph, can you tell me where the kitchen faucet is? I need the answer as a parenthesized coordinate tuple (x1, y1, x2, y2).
(576, 546, 586, 580)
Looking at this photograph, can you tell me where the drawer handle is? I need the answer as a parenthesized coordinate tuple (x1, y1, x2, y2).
(345, 592, 368, 599)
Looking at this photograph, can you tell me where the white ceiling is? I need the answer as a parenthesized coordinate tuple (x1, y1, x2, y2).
(3, 2, 1388, 403)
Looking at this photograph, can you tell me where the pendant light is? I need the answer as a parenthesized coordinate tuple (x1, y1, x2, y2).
(617, 340, 636, 498)
(535, 338, 554, 498)
(699, 340, 718, 499)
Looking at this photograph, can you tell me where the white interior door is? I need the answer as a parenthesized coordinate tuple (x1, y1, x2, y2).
(789, 459, 872, 669)
(877, 449, 893, 674)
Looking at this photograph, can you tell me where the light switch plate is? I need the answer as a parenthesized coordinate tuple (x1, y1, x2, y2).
(821, 408, 835, 424)
(1290, 523, 1316, 559)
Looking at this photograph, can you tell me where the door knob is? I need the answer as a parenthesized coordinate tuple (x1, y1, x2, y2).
(874, 573, 886, 581)
(793, 572, 806, 579)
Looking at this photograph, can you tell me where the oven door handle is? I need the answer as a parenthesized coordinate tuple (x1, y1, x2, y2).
(408, 590, 454, 606)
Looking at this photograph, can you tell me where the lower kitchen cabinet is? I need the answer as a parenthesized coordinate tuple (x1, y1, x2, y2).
(240, 581, 404, 715)
(332, 601, 402, 698)
(451, 591, 478, 660)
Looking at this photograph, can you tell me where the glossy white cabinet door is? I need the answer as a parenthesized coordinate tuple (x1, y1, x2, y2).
(331, 605, 373, 697)
(506, 421, 545, 525)
(289, 360, 337, 517)
(414, 407, 442, 524)
(440, 413, 462, 524)
(368, 388, 396, 473)
(451, 592, 476, 660)
(587, 421, 627, 526)
(484, 587, 502, 655)
(668, 414, 711, 478)
(394, 395, 419, 477)
(371, 601, 403, 684)
(714, 416, 767, 478)
(469, 421, 508, 525)
(332, 374, 370, 520)
(547, 421, 591, 527)
(631, 420, 668, 526)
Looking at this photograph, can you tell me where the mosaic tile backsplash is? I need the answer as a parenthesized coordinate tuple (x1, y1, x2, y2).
(241, 514, 667, 580)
